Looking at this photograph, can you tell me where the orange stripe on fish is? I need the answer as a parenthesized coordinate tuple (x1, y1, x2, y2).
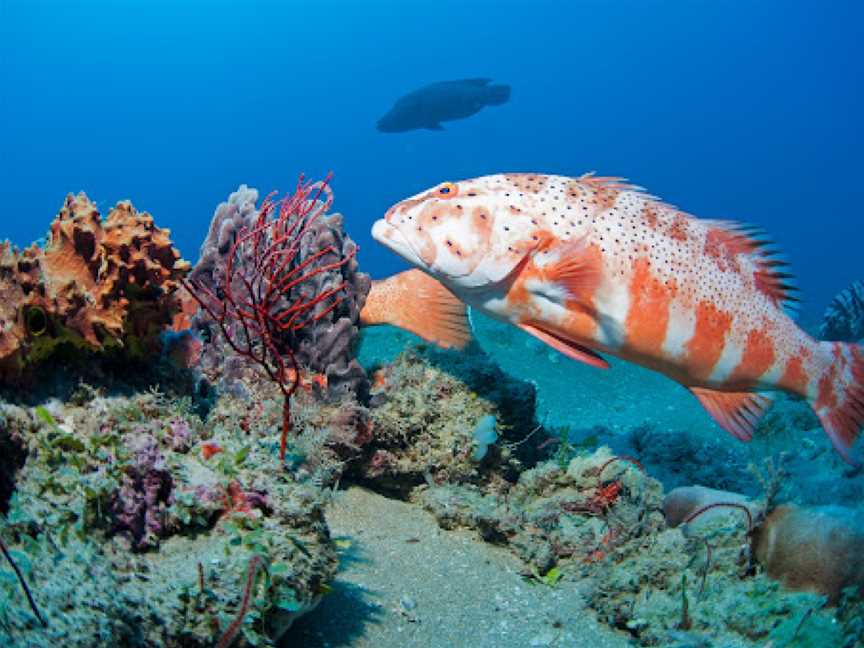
(685, 301, 733, 381)
(727, 327, 776, 388)
(624, 257, 674, 359)
(779, 352, 810, 396)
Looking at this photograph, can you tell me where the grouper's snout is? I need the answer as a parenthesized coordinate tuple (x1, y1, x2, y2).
(372, 217, 424, 269)
(371, 218, 395, 246)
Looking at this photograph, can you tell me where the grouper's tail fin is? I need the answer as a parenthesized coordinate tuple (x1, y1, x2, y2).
(808, 341, 864, 465)
(360, 270, 472, 350)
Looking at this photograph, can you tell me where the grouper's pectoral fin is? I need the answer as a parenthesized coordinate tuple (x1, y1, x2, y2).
(360, 269, 471, 349)
(519, 323, 609, 369)
(690, 387, 773, 441)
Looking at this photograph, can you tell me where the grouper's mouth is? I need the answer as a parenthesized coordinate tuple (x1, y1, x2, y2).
(372, 219, 426, 270)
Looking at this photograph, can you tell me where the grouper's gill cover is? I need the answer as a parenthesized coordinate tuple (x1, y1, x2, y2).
(372, 173, 864, 465)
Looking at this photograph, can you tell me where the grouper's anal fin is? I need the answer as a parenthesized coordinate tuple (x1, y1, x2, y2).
(690, 387, 773, 441)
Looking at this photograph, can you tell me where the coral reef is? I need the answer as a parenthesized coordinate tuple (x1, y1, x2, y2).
(353, 344, 543, 496)
(0, 193, 190, 381)
(584, 510, 851, 646)
(417, 447, 664, 574)
(0, 384, 337, 647)
(188, 182, 371, 404)
(820, 280, 864, 342)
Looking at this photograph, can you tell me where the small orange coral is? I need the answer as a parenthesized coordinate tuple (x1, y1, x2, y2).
(0, 192, 190, 377)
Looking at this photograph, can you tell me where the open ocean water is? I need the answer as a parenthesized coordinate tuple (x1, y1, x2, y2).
(1, 2, 863, 647)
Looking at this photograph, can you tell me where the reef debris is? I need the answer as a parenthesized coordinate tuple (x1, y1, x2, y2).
(0, 385, 337, 647)
(418, 446, 665, 574)
(355, 344, 544, 497)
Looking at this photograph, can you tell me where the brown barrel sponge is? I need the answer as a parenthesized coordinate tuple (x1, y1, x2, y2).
(752, 504, 864, 603)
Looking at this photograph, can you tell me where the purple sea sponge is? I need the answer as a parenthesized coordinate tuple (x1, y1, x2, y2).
(188, 183, 371, 402)
(111, 432, 173, 550)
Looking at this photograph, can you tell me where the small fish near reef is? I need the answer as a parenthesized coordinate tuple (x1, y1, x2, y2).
(373, 173, 864, 464)
(376, 78, 510, 132)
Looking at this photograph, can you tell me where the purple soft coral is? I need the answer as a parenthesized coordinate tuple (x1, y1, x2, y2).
(111, 433, 173, 550)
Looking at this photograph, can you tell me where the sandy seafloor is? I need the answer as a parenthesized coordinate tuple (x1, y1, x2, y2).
(290, 486, 628, 648)
(285, 311, 852, 647)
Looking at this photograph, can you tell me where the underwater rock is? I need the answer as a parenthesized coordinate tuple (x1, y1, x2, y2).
(663, 485, 756, 528)
(620, 424, 755, 495)
(0, 387, 337, 646)
(189, 184, 371, 401)
(664, 486, 864, 605)
(355, 344, 542, 497)
(0, 193, 190, 382)
(0, 406, 29, 512)
(820, 280, 864, 342)
(417, 447, 665, 573)
(752, 504, 864, 603)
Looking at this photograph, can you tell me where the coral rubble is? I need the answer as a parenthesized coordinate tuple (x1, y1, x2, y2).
(0, 193, 190, 380)
(418, 447, 664, 574)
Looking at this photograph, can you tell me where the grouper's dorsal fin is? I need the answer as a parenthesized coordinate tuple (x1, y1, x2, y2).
(700, 219, 800, 312)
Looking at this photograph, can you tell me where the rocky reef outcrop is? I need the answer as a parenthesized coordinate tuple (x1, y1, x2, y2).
(0, 386, 337, 647)
(354, 344, 544, 497)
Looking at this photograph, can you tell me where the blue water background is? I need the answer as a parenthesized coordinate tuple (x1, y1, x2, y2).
(1, 0, 861, 319)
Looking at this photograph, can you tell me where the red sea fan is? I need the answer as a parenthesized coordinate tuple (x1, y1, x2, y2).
(181, 174, 356, 462)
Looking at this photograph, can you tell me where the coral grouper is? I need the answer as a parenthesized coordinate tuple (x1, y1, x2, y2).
(373, 173, 864, 464)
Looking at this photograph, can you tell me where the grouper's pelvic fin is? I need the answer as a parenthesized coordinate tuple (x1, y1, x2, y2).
(360, 269, 472, 349)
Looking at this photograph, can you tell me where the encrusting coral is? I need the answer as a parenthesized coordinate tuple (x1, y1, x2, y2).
(0, 193, 190, 381)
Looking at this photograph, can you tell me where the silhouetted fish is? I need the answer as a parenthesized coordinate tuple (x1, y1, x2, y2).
(376, 78, 510, 132)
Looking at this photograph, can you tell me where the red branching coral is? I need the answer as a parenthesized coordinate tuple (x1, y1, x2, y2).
(216, 554, 263, 648)
(181, 174, 356, 462)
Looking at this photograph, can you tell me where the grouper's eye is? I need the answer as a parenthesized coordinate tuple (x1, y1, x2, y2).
(437, 182, 458, 197)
